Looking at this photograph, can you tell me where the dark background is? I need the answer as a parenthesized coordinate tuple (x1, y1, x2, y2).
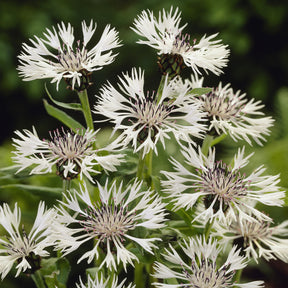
(1, 0, 288, 287)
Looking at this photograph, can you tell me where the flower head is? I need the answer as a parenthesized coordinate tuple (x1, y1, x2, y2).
(94, 67, 207, 156)
(18, 20, 121, 90)
(131, 7, 229, 76)
(161, 145, 284, 224)
(12, 127, 123, 182)
(191, 81, 274, 145)
(212, 216, 288, 263)
(54, 180, 166, 270)
(76, 273, 134, 288)
(153, 236, 264, 288)
(0, 202, 57, 279)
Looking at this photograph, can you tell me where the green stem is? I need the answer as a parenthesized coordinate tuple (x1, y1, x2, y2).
(136, 149, 154, 189)
(134, 262, 145, 288)
(156, 75, 167, 104)
(146, 263, 157, 287)
(62, 179, 71, 203)
(31, 270, 47, 288)
(201, 134, 214, 156)
(77, 89, 94, 131)
(234, 268, 243, 285)
(201, 133, 227, 156)
(137, 150, 145, 179)
(204, 218, 215, 241)
(146, 149, 154, 189)
(210, 133, 227, 147)
(146, 150, 153, 177)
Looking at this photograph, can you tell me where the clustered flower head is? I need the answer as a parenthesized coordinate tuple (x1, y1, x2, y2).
(18, 20, 121, 91)
(131, 7, 229, 77)
(193, 80, 274, 145)
(12, 127, 124, 182)
(94, 67, 207, 156)
(0, 202, 57, 279)
(212, 215, 288, 263)
(161, 144, 284, 224)
(153, 236, 264, 288)
(53, 180, 167, 270)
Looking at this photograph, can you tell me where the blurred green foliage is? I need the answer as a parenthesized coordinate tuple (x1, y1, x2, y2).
(1, 0, 288, 287)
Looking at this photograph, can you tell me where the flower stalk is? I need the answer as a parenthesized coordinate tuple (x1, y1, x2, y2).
(78, 89, 94, 131)
(234, 268, 243, 284)
(134, 263, 145, 288)
(156, 75, 167, 104)
(31, 270, 47, 288)
(201, 134, 214, 156)
(204, 219, 215, 241)
(62, 179, 71, 203)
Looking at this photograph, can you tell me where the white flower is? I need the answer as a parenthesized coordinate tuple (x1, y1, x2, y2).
(12, 127, 124, 182)
(54, 179, 166, 270)
(212, 216, 288, 263)
(18, 20, 121, 90)
(0, 202, 57, 279)
(131, 7, 229, 76)
(153, 236, 264, 288)
(190, 81, 274, 145)
(76, 273, 135, 288)
(161, 144, 284, 224)
(94, 67, 207, 157)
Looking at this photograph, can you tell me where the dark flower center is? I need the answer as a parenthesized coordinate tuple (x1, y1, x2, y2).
(57, 41, 93, 91)
(48, 128, 94, 179)
(184, 258, 234, 287)
(232, 219, 272, 256)
(199, 161, 247, 213)
(129, 95, 174, 143)
(203, 90, 243, 121)
(3, 227, 42, 275)
(80, 203, 136, 242)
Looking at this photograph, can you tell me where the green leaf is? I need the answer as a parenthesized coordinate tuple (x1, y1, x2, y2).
(0, 184, 62, 198)
(54, 258, 70, 285)
(41, 257, 71, 288)
(176, 208, 194, 227)
(45, 83, 83, 111)
(85, 267, 101, 277)
(275, 87, 288, 135)
(130, 247, 155, 264)
(43, 99, 84, 132)
(0, 165, 18, 174)
(190, 87, 212, 96)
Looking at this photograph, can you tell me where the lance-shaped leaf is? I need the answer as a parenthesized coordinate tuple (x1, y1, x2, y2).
(190, 87, 213, 96)
(45, 83, 83, 111)
(0, 184, 62, 198)
(43, 99, 84, 132)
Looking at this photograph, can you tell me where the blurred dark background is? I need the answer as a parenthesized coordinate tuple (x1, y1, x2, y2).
(1, 0, 288, 287)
